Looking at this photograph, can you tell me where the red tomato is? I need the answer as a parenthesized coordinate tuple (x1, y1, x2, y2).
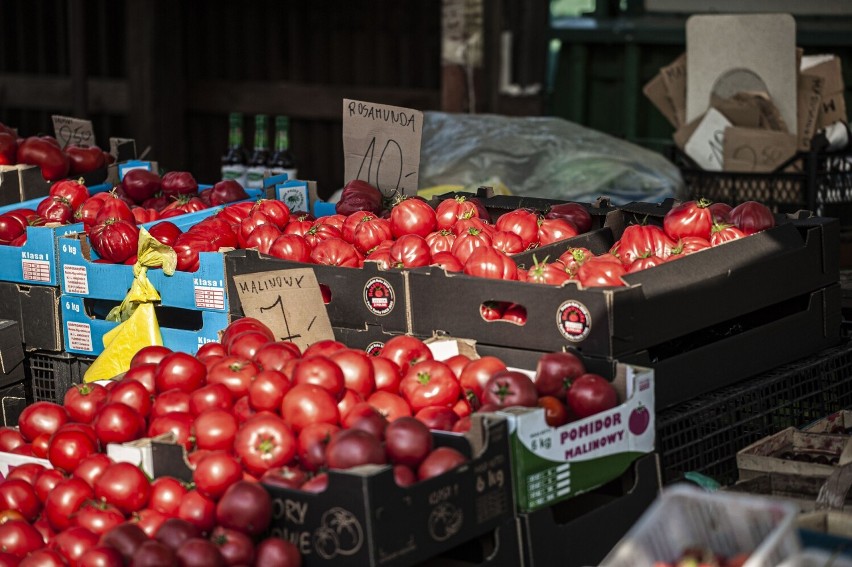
(545, 202, 592, 233)
(188, 383, 233, 416)
(268, 234, 312, 263)
(450, 227, 492, 264)
(538, 396, 572, 427)
(302, 339, 347, 358)
(459, 356, 507, 409)
(351, 216, 393, 254)
(495, 209, 539, 249)
(146, 221, 182, 247)
(36, 197, 74, 224)
(526, 259, 571, 285)
(72, 453, 112, 489)
(233, 414, 297, 477)
(35, 469, 66, 503)
(121, 169, 162, 203)
(491, 230, 526, 254)
(206, 356, 257, 399)
(0, 214, 26, 245)
(430, 251, 464, 272)
(0, 519, 45, 558)
(95, 196, 135, 225)
(710, 223, 747, 245)
(435, 195, 484, 230)
(131, 509, 168, 539)
(196, 343, 227, 365)
(45, 478, 94, 531)
(95, 462, 151, 514)
(254, 341, 300, 372)
(415, 406, 459, 431)
(379, 335, 433, 374)
(89, 220, 139, 263)
(130, 345, 172, 368)
(177, 490, 217, 535)
(193, 451, 242, 501)
(337, 389, 365, 422)
(417, 447, 467, 481)
(254, 538, 302, 567)
(208, 179, 248, 206)
(49, 178, 90, 211)
(0, 480, 41, 522)
(389, 234, 432, 268)
(669, 236, 712, 259)
(106, 379, 152, 417)
(576, 256, 627, 288)
(244, 224, 282, 254)
(390, 198, 437, 238)
(425, 230, 456, 256)
(296, 422, 340, 472)
(221, 318, 275, 348)
(310, 237, 362, 267)
(0, 132, 17, 166)
(303, 222, 342, 248)
(663, 199, 713, 241)
(192, 409, 238, 452)
(729, 201, 775, 234)
(147, 412, 194, 451)
(537, 218, 578, 246)
(400, 360, 461, 412)
(534, 352, 585, 400)
(463, 246, 519, 280)
(73, 501, 125, 536)
(18, 402, 69, 442)
(612, 224, 675, 265)
(325, 429, 386, 470)
(627, 255, 667, 273)
(329, 349, 376, 398)
(77, 546, 124, 567)
(17, 136, 69, 180)
(47, 430, 98, 474)
(210, 526, 255, 566)
(482, 370, 538, 408)
(291, 356, 345, 398)
(367, 391, 412, 422)
(149, 477, 188, 518)
(5, 463, 44, 486)
(160, 171, 197, 199)
(63, 383, 108, 424)
(566, 373, 618, 419)
(0, 427, 24, 452)
(150, 389, 190, 420)
(281, 384, 340, 432)
(93, 402, 146, 445)
(371, 356, 402, 393)
(154, 352, 207, 393)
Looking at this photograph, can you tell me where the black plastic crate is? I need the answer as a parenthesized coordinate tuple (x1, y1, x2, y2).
(26, 351, 95, 404)
(676, 147, 852, 216)
(656, 339, 852, 486)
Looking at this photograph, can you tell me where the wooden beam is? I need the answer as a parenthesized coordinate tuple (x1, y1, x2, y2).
(0, 74, 128, 114)
(186, 81, 441, 120)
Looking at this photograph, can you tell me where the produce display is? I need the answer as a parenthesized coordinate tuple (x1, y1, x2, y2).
(0, 121, 111, 181)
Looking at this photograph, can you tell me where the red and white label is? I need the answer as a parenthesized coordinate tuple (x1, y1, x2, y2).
(194, 286, 225, 310)
(66, 322, 93, 352)
(22, 260, 51, 283)
(63, 265, 89, 294)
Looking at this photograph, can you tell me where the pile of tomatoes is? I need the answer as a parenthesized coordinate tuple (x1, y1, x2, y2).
(0, 122, 111, 182)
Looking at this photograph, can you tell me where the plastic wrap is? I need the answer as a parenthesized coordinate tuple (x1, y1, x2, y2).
(419, 111, 682, 204)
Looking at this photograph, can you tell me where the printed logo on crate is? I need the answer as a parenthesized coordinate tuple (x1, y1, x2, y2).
(501, 365, 655, 512)
(363, 277, 395, 316)
(556, 300, 592, 342)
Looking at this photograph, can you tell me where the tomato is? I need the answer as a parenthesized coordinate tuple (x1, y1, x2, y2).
(537, 396, 571, 427)
(365, 248, 392, 270)
(336, 179, 383, 216)
(131, 207, 158, 224)
(371, 356, 402, 393)
(303, 222, 341, 249)
(244, 224, 282, 254)
(96, 462, 150, 514)
(254, 342, 300, 373)
(351, 216, 393, 254)
(93, 402, 146, 445)
(73, 501, 125, 536)
(233, 413, 297, 476)
(459, 356, 507, 409)
(296, 422, 340, 472)
(6, 463, 45, 486)
(0, 132, 17, 166)
(330, 349, 376, 398)
(36, 197, 74, 224)
(627, 254, 667, 273)
(106, 379, 151, 417)
(95, 196, 135, 225)
(221, 318, 274, 347)
(192, 409, 238, 452)
(22, 548, 66, 566)
(147, 412, 194, 451)
(490, 230, 525, 255)
(663, 199, 713, 240)
(310, 237, 362, 267)
(206, 357, 257, 399)
(161, 195, 207, 217)
(0, 520, 44, 558)
(326, 428, 387, 472)
(463, 246, 519, 280)
(187, 383, 233, 416)
(268, 234, 312, 263)
(400, 360, 461, 412)
(289, 356, 344, 399)
(0, 214, 26, 245)
(47, 430, 98, 473)
(435, 195, 483, 230)
(177, 490, 217, 535)
(147, 477, 188, 518)
(534, 352, 585, 400)
(155, 352, 207, 393)
(709, 202, 733, 223)
(210, 526, 255, 566)
(76, 196, 111, 230)
(63, 145, 105, 177)
(214, 481, 272, 538)
(545, 202, 592, 233)
(254, 538, 302, 567)
(430, 251, 464, 272)
(50, 178, 90, 211)
(34, 469, 65, 504)
(281, 384, 340, 432)
(482, 370, 538, 408)
(173, 233, 215, 272)
(566, 373, 618, 419)
(150, 389, 191, 420)
(495, 209, 539, 249)
(18, 402, 69, 442)
(196, 343, 226, 365)
(283, 216, 313, 238)
(260, 465, 308, 490)
(612, 224, 675, 265)
(89, 220, 139, 263)
(17, 136, 69, 180)
(366, 391, 411, 422)
(45, 478, 94, 531)
(537, 218, 578, 246)
(209, 179, 248, 206)
(379, 335, 433, 374)
(72, 453, 112, 489)
(100, 523, 148, 562)
(31, 433, 51, 458)
(232, 397, 256, 424)
(337, 389, 364, 422)
(710, 223, 748, 246)
(415, 406, 459, 431)
(390, 198, 437, 238)
(669, 236, 712, 259)
(576, 256, 627, 288)
(0, 480, 40, 522)
(526, 258, 571, 285)
(77, 546, 124, 567)
(729, 200, 775, 235)
(387, 234, 431, 268)
(192, 451, 242, 501)
(0, 428, 24, 452)
(157, 171, 196, 199)
(417, 447, 467, 481)
(131, 509, 167, 539)
(425, 230, 456, 256)
(450, 227, 492, 264)
(118, 169, 161, 204)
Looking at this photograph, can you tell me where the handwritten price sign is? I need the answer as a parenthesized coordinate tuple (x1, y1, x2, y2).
(343, 99, 423, 198)
(52, 115, 96, 149)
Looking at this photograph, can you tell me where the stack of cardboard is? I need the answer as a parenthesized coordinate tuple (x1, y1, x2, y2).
(645, 14, 847, 174)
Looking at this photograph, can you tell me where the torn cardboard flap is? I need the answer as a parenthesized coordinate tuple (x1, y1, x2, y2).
(711, 94, 762, 128)
(643, 73, 679, 128)
(684, 108, 731, 171)
(661, 53, 687, 127)
(798, 74, 825, 151)
(723, 127, 798, 173)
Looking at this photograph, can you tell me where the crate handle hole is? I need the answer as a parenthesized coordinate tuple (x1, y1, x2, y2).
(480, 301, 526, 326)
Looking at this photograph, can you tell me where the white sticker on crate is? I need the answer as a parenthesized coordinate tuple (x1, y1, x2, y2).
(63, 265, 89, 294)
(22, 259, 51, 283)
(194, 285, 225, 310)
(66, 322, 93, 352)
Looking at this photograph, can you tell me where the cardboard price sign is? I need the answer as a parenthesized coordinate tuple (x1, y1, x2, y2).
(232, 269, 333, 352)
(343, 98, 423, 198)
(52, 115, 96, 149)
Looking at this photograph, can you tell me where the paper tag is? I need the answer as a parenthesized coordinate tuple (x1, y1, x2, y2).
(233, 269, 333, 352)
(684, 108, 731, 171)
(66, 321, 93, 352)
(343, 99, 423, 199)
(63, 265, 89, 295)
(52, 115, 96, 148)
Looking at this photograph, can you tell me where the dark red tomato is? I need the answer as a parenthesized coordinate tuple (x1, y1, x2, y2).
(121, 169, 162, 203)
(93, 402, 146, 445)
(89, 220, 139, 263)
(149, 477, 188, 517)
(192, 409, 238, 452)
(576, 256, 627, 288)
(296, 422, 340, 472)
(425, 229, 456, 256)
(192, 451, 242, 501)
(77, 545, 124, 567)
(45, 478, 93, 531)
(106, 379, 152, 417)
(490, 230, 525, 255)
(627, 255, 667, 273)
(17, 136, 69, 180)
(380, 335, 433, 374)
(210, 526, 255, 566)
(260, 465, 308, 490)
(72, 453, 113, 489)
(63, 382, 108, 424)
(534, 352, 585, 400)
(545, 202, 592, 233)
(709, 202, 733, 223)
(150, 389, 191, 420)
(400, 360, 461, 413)
(188, 383, 233, 416)
(65, 145, 106, 175)
(206, 357, 257, 399)
(254, 537, 302, 567)
(49, 178, 90, 211)
(495, 209, 539, 249)
(663, 199, 713, 241)
(538, 218, 578, 246)
(154, 352, 207, 393)
(371, 356, 402, 393)
(248, 370, 291, 413)
(147, 412, 194, 451)
(18, 402, 69, 442)
(417, 447, 467, 481)
(566, 373, 618, 419)
(336, 179, 383, 216)
(95, 196, 135, 225)
(47, 430, 98, 473)
(214, 481, 272, 538)
(482, 370, 538, 408)
(0, 480, 40, 522)
(340, 401, 385, 432)
(415, 406, 459, 431)
(268, 234, 312, 263)
(384, 416, 432, 469)
(101, 523, 148, 563)
(526, 259, 571, 286)
(254, 341, 301, 372)
(233, 414, 297, 477)
(459, 356, 507, 409)
(325, 428, 386, 470)
(142, 193, 170, 212)
(430, 251, 464, 272)
(0, 214, 26, 245)
(729, 201, 775, 235)
(95, 462, 151, 514)
(147, 221, 182, 246)
(463, 246, 519, 280)
(710, 223, 748, 246)
(435, 195, 484, 230)
(389, 234, 432, 268)
(225, 331, 272, 362)
(159, 171, 197, 198)
(281, 384, 340, 433)
(538, 396, 571, 427)
(0, 427, 24, 452)
(207, 180, 247, 207)
(310, 237, 362, 267)
(389, 198, 437, 238)
(450, 227, 492, 264)
(36, 197, 74, 224)
(221, 318, 275, 348)
(0, 132, 17, 166)
(177, 491, 217, 535)
(73, 501, 125, 536)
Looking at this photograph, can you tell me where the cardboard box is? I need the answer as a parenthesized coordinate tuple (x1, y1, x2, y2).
(0, 320, 25, 390)
(737, 427, 852, 482)
(0, 381, 27, 427)
(59, 206, 231, 312)
(802, 55, 848, 128)
(0, 282, 62, 351)
(798, 510, 852, 560)
(61, 294, 229, 356)
(0, 165, 51, 206)
(497, 364, 654, 512)
(226, 250, 410, 334)
(727, 474, 852, 514)
(802, 410, 852, 435)
(519, 453, 660, 567)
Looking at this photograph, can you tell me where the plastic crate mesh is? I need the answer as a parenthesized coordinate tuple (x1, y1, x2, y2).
(27, 352, 94, 405)
(657, 340, 852, 486)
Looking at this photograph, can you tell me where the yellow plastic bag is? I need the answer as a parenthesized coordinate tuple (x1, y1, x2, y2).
(83, 228, 176, 382)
